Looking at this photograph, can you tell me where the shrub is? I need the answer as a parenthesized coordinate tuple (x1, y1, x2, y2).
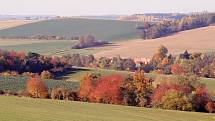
(192, 87, 212, 112)
(18, 90, 30, 97)
(205, 102, 215, 113)
(0, 90, 5, 95)
(26, 75, 48, 98)
(71, 35, 108, 49)
(41, 70, 54, 79)
(51, 87, 70, 100)
(171, 64, 186, 75)
(161, 90, 192, 111)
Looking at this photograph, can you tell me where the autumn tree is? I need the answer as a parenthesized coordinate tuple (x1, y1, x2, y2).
(78, 73, 98, 101)
(205, 102, 215, 113)
(160, 90, 192, 111)
(171, 64, 187, 75)
(26, 75, 48, 98)
(120, 70, 154, 107)
(89, 74, 123, 104)
(41, 70, 54, 79)
(192, 87, 212, 112)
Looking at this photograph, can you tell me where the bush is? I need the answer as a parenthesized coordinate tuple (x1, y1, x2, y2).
(205, 102, 215, 113)
(161, 90, 192, 111)
(41, 70, 54, 79)
(18, 90, 30, 97)
(171, 64, 186, 75)
(0, 90, 5, 95)
(51, 88, 70, 100)
(192, 87, 212, 112)
(71, 35, 108, 49)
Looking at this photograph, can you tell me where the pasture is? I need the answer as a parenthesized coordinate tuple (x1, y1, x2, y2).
(0, 20, 37, 30)
(0, 76, 79, 92)
(0, 96, 214, 121)
(0, 18, 141, 41)
(0, 39, 98, 56)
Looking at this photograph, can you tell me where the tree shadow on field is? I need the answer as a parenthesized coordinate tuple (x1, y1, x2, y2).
(54, 67, 91, 80)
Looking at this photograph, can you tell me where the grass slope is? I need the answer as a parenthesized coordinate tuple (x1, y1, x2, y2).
(0, 76, 79, 92)
(0, 20, 37, 30)
(0, 96, 214, 121)
(0, 18, 141, 41)
(0, 40, 98, 56)
(95, 26, 215, 58)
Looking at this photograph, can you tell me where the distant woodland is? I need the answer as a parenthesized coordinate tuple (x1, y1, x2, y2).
(137, 13, 215, 39)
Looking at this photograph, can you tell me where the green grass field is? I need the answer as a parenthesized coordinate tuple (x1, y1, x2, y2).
(0, 40, 98, 56)
(0, 76, 79, 92)
(0, 96, 214, 121)
(56, 67, 129, 82)
(0, 18, 141, 41)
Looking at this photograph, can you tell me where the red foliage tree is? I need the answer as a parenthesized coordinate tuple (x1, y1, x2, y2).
(205, 102, 215, 113)
(89, 74, 123, 104)
(171, 64, 186, 75)
(192, 87, 212, 112)
(151, 83, 182, 107)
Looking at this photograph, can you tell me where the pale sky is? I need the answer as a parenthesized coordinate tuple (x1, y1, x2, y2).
(0, 0, 215, 16)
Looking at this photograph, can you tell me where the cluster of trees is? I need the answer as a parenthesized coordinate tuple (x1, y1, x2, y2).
(0, 50, 71, 78)
(0, 35, 79, 40)
(138, 13, 215, 39)
(71, 35, 108, 49)
(152, 75, 214, 112)
(1, 70, 214, 113)
(2, 46, 215, 79)
(63, 54, 136, 71)
(78, 71, 215, 113)
(63, 45, 215, 79)
(142, 45, 215, 78)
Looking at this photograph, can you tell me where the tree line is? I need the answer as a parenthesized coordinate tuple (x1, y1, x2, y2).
(1, 71, 214, 113)
(138, 13, 215, 39)
(0, 50, 71, 78)
(1, 46, 215, 79)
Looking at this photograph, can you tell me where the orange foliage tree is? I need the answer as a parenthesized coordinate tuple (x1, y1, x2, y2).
(78, 73, 123, 104)
(78, 73, 98, 101)
(26, 75, 48, 98)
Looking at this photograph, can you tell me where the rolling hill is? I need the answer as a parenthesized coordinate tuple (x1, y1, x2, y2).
(0, 20, 37, 30)
(0, 96, 214, 121)
(95, 26, 215, 58)
(0, 18, 141, 41)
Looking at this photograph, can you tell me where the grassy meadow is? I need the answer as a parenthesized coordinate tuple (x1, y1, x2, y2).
(0, 39, 98, 56)
(0, 96, 214, 121)
(0, 76, 79, 92)
(0, 18, 141, 41)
